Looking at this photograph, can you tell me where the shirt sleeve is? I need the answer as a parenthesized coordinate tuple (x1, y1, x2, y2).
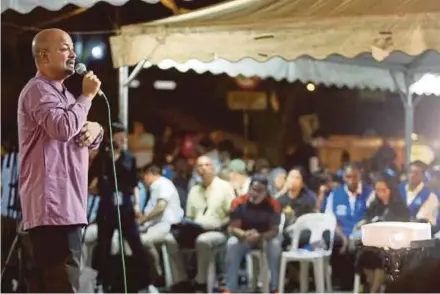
(229, 197, 243, 228)
(269, 197, 282, 227)
(89, 127, 104, 150)
(156, 180, 174, 202)
(416, 192, 439, 225)
(185, 187, 197, 219)
(26, 81, 91, 142)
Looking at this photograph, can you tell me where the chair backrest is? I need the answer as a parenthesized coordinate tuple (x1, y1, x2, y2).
(290, 213, 337, 252)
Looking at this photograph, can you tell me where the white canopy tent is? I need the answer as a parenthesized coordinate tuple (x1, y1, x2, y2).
(0, 0, 161, 13)
(109, 0, 440, 165)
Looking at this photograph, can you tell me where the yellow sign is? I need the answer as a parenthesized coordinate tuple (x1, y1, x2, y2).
(227, 91, 267, 111)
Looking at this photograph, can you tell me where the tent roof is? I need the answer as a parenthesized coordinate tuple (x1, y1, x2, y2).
(1, 0, 160, 14)
(142, 51, 440, 93)
(110, 0, 440, 68)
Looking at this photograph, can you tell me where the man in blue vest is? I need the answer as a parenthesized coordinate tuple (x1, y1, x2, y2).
(399, 161, 438, 228)
(325, 163, 373, 290)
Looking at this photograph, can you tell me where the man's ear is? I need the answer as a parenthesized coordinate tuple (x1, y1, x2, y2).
(39, 50, 49, 64)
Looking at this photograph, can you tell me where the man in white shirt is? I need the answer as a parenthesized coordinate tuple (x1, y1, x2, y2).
(139, 164, 183, 279)
(400, 160, 438, 225)
(165, 156, 235, 292)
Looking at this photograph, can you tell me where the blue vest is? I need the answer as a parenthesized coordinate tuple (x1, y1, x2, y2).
(331, 184, 372, 236)
(399, 183, 431, 218)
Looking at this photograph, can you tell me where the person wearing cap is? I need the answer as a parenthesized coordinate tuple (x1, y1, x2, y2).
(399, 160, 439, 226)
(88, 122, 151, 291)
(224, 174, 282, 293)
(228, 159, 251, 196)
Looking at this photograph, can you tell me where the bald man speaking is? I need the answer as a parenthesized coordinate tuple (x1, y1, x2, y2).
(17, 28, 103, 292)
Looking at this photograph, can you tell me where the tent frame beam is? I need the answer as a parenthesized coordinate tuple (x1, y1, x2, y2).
(118, 66, 129, 149)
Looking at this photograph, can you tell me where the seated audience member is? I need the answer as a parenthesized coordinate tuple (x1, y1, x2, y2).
(355, 174, 410, 293)
(325, 163, 373, 290)
(399, 160, 439, 227)
(277, 167, 316, 247)
(139, 164, 184, 281)
(278, 167, 316, 225)
(224, 174, 282, 293)
(164, 155, 235, 292)
(268, 167, 286, 197)
(228, 159, 251, 196)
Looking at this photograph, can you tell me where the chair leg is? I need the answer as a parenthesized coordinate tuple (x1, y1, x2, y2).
(161, 244, 173, 288)
(325, 261, 332, 292)
(278, 257, 287, 293)
(323, 258, 332, 291)
(207, 257, 216, 293)
(353, 273, 361, 294)
(313, 258, 325, 293)
(299, 262, 310, 293)
(259, 253, 269, 293)
(246, 255, 254, 290)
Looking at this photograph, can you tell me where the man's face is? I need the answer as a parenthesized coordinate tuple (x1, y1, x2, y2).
(409, 165, 423, 185)
(196, 157, 213, 178)
(113, 131, 127, 150)
(40, 31, 76, 78)
(249, 182, 267, 204)
(142, 172, 154, 186)
(344, 167, 360, 190)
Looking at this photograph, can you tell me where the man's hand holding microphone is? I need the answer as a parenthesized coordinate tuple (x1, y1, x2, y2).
(77, 68, 103, 147)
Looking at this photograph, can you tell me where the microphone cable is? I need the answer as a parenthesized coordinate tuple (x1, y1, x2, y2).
(100, 91, 128, 293)
(75, 63, 128, 292)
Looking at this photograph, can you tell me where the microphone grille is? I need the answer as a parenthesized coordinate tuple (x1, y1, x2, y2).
(75, 63, 87, 75)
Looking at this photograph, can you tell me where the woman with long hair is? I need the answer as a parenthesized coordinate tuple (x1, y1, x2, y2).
(277, 166, 316, 226)
(356, 173, 410, 293)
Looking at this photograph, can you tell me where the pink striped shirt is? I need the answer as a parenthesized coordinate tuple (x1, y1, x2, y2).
(17, 72, 102, 230)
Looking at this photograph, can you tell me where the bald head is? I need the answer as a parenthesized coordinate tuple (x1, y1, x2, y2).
(197, 156, 213, 166)
(196, 156, 214, 180)
(31, 28, 76, 79)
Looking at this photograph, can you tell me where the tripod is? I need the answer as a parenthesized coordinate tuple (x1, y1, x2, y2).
(1, 220, 29, 293)
(1, 151, 28, 292)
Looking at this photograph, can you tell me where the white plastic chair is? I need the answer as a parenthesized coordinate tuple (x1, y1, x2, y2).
(279, 213, 336, 293)
(246, 213, 286, 293)
(110, 229, 133, 256)
(353, 273, 361, 293)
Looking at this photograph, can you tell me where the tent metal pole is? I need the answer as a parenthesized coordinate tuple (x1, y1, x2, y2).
(403, 89, 414, 168)
(118, 66, 129, 150)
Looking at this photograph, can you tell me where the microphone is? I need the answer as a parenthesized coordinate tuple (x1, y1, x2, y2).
(75, 63, 104, 96)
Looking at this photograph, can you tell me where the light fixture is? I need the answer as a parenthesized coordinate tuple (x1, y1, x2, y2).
(91, 45, 103, 59)
(306, 83, 316, 92)
(154, 80, 176, 90)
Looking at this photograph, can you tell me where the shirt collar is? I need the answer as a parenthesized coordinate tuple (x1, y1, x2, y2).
(406, 182, 424, 194)
(344, 183, 362, 196)
(35, 72, 65, 94)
